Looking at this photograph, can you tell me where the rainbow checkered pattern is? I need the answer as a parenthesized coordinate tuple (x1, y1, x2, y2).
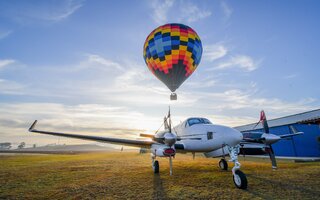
(143, 23, 202, 92)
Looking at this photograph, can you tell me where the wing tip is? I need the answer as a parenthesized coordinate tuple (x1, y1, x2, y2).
(29, 120, 38, 132)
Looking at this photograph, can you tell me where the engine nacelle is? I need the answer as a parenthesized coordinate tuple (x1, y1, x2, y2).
(203, 146, 229, 158)
(151, 144, 176, 157)
(261, 133, 281, 145)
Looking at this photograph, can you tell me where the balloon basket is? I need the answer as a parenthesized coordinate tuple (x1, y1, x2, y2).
(170, 93, 177, 101)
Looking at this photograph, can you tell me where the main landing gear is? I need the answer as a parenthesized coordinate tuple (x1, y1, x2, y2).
(219, 159, 228, 170)
(152, 156, 173, 175)
(153, 160, 159, 173)
(224, 145, 248, 189)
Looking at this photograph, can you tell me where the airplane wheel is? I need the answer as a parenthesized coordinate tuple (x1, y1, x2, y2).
(219, 159, 228, 170)
(233, 170, 247, 189)
(153, 160, 159, 173)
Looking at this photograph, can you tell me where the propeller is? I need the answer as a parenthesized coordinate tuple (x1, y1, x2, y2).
(242, 110, 303, 169)
(257, 110, 277, 169)
(139, 108, 202, 175)
(140, 107, 177, 175)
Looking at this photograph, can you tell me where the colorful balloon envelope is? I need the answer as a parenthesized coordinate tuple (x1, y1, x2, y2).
(143, 23, 202, 98)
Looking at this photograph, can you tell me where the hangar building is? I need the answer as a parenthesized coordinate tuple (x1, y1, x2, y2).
(235, 109, 320, 158)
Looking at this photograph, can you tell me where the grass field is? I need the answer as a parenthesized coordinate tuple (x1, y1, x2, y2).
(0, 152, 319, 199)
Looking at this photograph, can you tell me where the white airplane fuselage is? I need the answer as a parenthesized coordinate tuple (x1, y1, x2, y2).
(155, 118, 243, 153)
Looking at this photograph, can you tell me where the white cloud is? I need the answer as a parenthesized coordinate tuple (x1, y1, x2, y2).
(283, 73, 298, 79)
(0, 59, 15, 70)
(0, 30, 12, 39)
(184, 76, 217, 89)
(184, 80, 216, 89)
(150, 0, 211, 24)
(44, 0, 84, 21)
(150, 0, 174, 25)
(196, 89, 316, 116)
(3, 0, 84, 24)
(0, 79, 26, 95)
(209, 114, 256, 127)
(213, 55, 261, 71)
(0, 103, 162, 144)
(203, 44, 228, 62)
(179, 2, 212, 23)
(220, 1, 233, 19)
(86, 54, 124, 71)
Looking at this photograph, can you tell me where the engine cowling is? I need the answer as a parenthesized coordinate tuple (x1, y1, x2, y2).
(151, 144, 176, 157)
(261, 133, 281, 145)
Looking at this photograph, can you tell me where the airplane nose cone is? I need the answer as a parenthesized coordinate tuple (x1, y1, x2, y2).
(234, 129, 243, 143)
(228, 128, 243, 146)
(164, 132, 177, 147)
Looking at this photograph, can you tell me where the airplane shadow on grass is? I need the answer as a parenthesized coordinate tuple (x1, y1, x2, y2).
(153, 174, 167, 200)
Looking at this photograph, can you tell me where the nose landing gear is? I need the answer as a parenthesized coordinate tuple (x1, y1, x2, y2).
(228, 145, 248, 189)
(233, 170, 247, 189)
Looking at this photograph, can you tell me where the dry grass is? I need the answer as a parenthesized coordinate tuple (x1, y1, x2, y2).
(0, 152, 319, 199)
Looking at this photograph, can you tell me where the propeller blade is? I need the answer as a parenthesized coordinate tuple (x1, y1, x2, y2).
(164, 106, 172, 132)
(177, 137, 202, 141)
(140, 133, 154, 138)
(252, 110, 270, 133)
(260, 110, 270, 133)
(265, 145, 277, 169)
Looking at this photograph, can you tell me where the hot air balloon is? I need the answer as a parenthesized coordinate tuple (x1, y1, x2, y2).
(143, 23, 202, 100)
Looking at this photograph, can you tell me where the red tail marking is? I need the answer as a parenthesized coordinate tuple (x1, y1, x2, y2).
(260, 110, 266, 121)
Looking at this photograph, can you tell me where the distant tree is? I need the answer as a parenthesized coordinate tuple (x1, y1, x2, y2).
(33, 144, 37, 148)
(140, 148, 147, 154)
(18, 142, 26, 149)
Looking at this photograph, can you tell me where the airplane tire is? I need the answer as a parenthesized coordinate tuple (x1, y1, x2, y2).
(153, 160, 159, 173)
(219, 159, 228, 170)
(233, 170, 248, 189)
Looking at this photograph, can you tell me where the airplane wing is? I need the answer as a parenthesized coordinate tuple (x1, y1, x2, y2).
(28, 120, 155, 148)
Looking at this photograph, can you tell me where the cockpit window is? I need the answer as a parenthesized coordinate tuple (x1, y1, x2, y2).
(187, 118, 212, 126)
(202, 118, 212, 124)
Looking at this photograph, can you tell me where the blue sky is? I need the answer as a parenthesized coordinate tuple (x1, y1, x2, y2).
(0, 0, 319, 146)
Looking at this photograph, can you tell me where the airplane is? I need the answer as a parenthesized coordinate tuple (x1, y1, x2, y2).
(238, 110, 303, 169)
(29, 109, 248, 189)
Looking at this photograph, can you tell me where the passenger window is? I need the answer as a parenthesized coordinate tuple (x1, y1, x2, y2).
(207, 132, 213, 140)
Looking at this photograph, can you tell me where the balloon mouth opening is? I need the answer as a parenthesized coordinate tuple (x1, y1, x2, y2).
(170, 93, 177, 101)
